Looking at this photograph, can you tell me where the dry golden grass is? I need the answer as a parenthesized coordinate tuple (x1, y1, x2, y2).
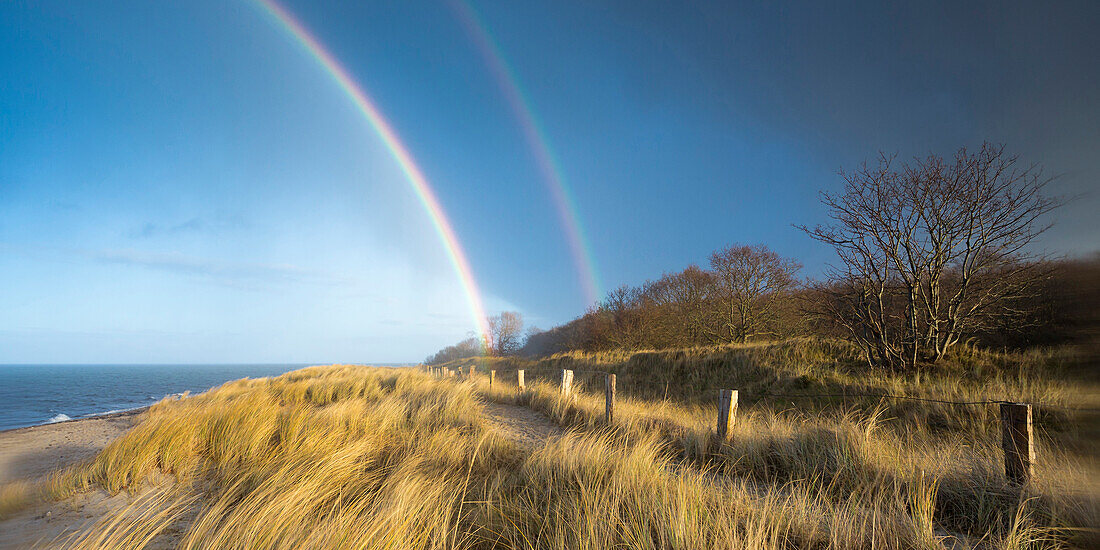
(449, 338, 1100, 449)
(460, 339, 1099, 548)
(1, 353, 1096, 548)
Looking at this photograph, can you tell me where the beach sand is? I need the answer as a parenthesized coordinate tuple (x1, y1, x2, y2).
(0, 409, 146, 485)
(0, 410, 167, 549)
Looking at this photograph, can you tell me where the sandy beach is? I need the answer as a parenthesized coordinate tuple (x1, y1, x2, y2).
(0, 410, 158, 549)
(0, 409, 146, 485)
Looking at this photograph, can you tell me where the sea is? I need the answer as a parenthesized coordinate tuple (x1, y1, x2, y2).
(0, 364, 315, 432)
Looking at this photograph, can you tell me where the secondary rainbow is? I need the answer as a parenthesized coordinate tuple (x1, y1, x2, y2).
(448, 0, 603, 306)
(251, 0, 492, 345)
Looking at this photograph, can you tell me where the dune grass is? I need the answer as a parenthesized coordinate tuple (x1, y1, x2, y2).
(1, 360, 1096, 548)
(446, 338, 1100, 450)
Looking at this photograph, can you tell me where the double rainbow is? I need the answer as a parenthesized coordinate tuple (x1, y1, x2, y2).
(448, 0, 603, 306)
(252, 0, 492, 344)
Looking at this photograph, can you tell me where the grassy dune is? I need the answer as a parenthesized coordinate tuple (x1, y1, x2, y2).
(446, 339, 1100, 450)
(1, 355, 1097, 548)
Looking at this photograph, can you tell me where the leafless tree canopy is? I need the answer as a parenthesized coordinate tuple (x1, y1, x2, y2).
(710, 245, 801, 342)
(425, 311, 525, 363)
(425, 144, 1077, 368)
(516, 244, 803, 353)
(424, 337, 481, 365)
(486, 311, 524, 356)
(801, 143, 1060, 369)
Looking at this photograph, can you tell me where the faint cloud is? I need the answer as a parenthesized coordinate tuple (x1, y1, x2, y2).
(89, 249, 349, 289)
(130, 214, 246, 239)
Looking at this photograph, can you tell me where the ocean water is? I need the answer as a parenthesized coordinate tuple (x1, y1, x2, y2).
(0, 364, 310, 431)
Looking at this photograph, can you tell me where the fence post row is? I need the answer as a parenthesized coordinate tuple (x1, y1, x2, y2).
(428, 365, 1043, 487)
(1001, 402, 1034, 485)
(716, 389, 738, 441)
(605, 373, 616, 424)
(561, 369, 573, 396)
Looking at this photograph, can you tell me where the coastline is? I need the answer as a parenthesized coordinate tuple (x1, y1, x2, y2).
(0, 407, 146, 485)
(0, 406, 149, 436)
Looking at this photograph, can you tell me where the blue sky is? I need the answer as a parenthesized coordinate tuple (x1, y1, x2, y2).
(2, 0, 1097, 363)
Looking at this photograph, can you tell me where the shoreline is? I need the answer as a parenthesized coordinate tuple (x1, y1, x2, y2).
(0, 406, 150, 436)
(0, 408, 147, 485)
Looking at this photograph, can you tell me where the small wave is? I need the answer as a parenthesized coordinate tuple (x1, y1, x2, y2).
(48, 413, 72, 423)
(84, 405, 149, 419)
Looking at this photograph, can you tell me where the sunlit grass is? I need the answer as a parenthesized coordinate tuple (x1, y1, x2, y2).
(0, 357, 1095, 548)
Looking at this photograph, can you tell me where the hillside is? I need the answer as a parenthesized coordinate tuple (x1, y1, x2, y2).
(440, 339, 1100, 451)
(1, 360, 1096, 548)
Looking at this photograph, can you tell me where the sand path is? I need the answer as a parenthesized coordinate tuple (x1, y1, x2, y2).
(479, 400, 566, 448)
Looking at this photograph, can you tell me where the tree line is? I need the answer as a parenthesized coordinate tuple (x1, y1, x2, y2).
(428, 144, 1095, 370)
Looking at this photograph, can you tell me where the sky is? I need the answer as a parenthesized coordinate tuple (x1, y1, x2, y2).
(1, 0, 1097, 363)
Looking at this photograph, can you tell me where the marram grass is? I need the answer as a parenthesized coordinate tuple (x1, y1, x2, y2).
(1, 361, 1096, 548)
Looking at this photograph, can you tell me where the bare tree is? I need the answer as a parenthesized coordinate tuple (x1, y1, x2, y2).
(425, 336, 482, 364)
(600, 285, 645, 349)
(486, 311, 524, 356)
(643, 267, 716, 346)
(802, 144, 1060, 368)
(710, 244, 801, 342)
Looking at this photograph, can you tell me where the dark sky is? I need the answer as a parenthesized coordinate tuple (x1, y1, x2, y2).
(598, 0, 1099, 244)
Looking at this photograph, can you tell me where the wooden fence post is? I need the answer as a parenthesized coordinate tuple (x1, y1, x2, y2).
(561, 369, 573, 397)
(716, 389, 738, 442)
(489, 370, 495, 389)
(469, 365, 475, 379)
(605, 373, 616, 424)
(1001, 403, 1034, 484)
(517, 370, 525, 390)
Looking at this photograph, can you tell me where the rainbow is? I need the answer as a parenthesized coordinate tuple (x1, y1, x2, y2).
(447, 0, 603, 306)
(251, 0, 492, 345)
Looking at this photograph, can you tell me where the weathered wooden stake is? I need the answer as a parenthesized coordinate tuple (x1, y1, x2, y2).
(716, 389, 738, 441)
(517, 370, 525, 390)
(560, 369, 573, 396)
(489, 370, 495, 389)
(605, 373, 616, 424)
(469, 365, 476, 379)
(1001, 402, 1035, 484)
